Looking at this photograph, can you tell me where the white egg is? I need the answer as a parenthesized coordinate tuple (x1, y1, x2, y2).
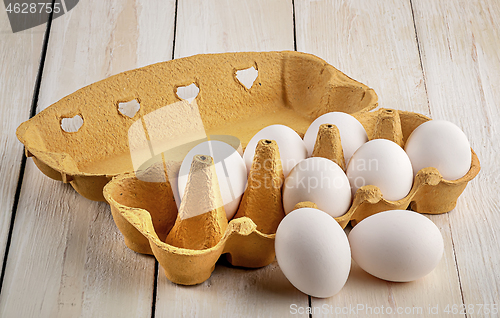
(346, 139, 413, 201)
(178, 140, 247, 220)
(348, 210, 444, 282)
(303, 112, 368, 164)
(283, 157, 351, 217)
(243, 125, 307, 177)
(404, 120, 472, 180)
(275, 208, 351, 298)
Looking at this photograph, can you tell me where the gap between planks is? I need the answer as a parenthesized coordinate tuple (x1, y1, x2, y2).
(0, 0, 56, 296)
(409, 0, 431, 116)
(171, 0, 179, 61)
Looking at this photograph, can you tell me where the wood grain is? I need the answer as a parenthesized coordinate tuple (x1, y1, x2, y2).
(412, 0, 500, 315)
(295, 1, 466, 316)
(154, 1, 309, 317)
(0, 9, 47, 269)
(295, 0, 429, 114)
(0, 0, 176, 316)
(37, 0, 177, 109)
(174, 0, 294, 59)
(156, 260, 307, 318)
(0, 162, 155, 317)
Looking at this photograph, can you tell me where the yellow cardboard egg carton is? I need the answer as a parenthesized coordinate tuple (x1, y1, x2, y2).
(16, 51, 479, 285)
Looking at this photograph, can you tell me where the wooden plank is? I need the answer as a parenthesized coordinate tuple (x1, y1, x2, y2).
(295, 1, 466, 316)
(154, 1, 309, 317)
(295, 0, 429, 114)
(412, 0, 500, 315)
(173, 0, 294, 59)
(0, 0, 176, 316)
(0, 7, 46, 270)
(0, 162, 155, 318)
(157, 259, 306, 318)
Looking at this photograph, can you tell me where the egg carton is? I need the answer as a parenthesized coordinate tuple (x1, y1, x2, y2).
(16, 51, 480, 286)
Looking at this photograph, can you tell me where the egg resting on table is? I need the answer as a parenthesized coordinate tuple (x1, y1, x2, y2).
(348, 210, 444, 282)
(275, 208, 351, 298)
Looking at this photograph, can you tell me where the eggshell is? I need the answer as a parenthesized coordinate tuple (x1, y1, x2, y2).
(283, 157, 351, 217)
(404, 120, 472, 180)
(303, 112, 368, 164)
(275, 208, 351, 298)
(346, 139, 413, 201)
(178, 141, 247, 220)
(348, 210, 444, 282)
(243, 125, 307, 177)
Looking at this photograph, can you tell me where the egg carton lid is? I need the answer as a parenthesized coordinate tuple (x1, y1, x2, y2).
(16, 51, 377, 201)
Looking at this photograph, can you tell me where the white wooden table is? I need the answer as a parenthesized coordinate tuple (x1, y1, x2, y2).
(1, 1, 499, 317)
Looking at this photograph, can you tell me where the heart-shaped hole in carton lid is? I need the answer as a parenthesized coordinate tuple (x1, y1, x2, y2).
(118, 99, 141, 118)
(236, 66, 258, 89)
(61, 115, 83, 133)
(176, 83, 199, 103)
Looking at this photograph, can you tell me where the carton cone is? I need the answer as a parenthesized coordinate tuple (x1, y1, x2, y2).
(312, 123, 346, 170)
(372, 108, 404, 146)
(234, 139, 285, 234)
(165, 155, 228, 250)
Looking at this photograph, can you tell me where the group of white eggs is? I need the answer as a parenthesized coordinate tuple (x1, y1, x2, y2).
(177, 111, 472, 298)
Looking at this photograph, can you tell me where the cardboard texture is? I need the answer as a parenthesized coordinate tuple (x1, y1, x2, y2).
(17, 52, 480, 285)
(293, 201, 319, 210)
(233, 139, 285, 235)
(312, 123, 346, 170)
(165, 155, 228, 250)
